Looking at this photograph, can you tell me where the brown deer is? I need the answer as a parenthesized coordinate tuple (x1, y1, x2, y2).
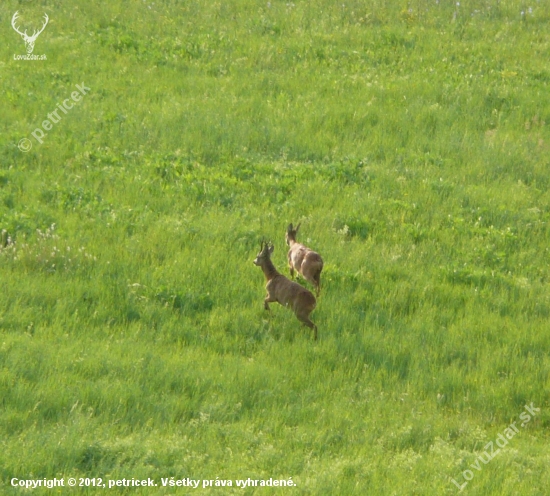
(253, 241, 318, 340)
(285, 223, 324, 296)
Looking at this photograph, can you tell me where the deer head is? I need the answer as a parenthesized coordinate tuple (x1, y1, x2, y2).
(12, 11, 49, 54)
(253, 241, 274, 266)
(285, 223, 301, 245)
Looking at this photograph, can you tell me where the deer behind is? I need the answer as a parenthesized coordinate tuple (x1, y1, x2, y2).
(253, 241, 317, 340)
(285, 223, 324, 296)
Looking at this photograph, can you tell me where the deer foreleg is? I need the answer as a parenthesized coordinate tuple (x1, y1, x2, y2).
(264, 293, 276, 310)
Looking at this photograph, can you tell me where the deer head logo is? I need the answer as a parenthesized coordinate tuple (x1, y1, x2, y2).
(11, 11, 49, 54)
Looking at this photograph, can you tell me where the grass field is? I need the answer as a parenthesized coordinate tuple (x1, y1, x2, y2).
(1, 0, 550, 494)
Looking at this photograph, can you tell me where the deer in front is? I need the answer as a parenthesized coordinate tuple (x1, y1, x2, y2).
(285, 223, 324, 297)
(254, 241, 318, 340)
(11, 12, 49, 54)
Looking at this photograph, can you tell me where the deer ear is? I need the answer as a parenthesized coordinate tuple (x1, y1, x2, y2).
(268, 243, 275, 254)
(295, 223, 301, 232)
(287, 223, 293, 232)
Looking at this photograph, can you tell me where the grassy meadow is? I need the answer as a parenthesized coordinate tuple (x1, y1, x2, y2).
(1, 0, 550, 494)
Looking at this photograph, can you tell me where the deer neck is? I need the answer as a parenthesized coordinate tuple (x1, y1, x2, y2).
(261, 259, 279, 281)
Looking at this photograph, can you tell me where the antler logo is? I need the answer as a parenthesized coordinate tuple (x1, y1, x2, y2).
(11, 11, 49, 54)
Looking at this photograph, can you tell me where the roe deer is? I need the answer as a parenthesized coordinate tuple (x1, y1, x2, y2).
(253, 241, 318, 340)
(285, 223, 324, 296)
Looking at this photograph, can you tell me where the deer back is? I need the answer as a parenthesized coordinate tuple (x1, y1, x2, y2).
(289, 243, 322, 272)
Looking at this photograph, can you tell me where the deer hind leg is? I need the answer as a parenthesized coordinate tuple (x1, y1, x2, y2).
(302, 264, 318, 295)
(313, 272, 321, 297)
(296, 312, 318, 340)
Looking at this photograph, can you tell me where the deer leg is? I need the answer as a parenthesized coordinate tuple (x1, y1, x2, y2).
(314, 274, 321, 297)
(296, 313, 317, 340)
(264, 293, 276, 311)
(287, 251, 296, 278)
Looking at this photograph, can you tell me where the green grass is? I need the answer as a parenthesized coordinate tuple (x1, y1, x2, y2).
(1, 0, 550, 494)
